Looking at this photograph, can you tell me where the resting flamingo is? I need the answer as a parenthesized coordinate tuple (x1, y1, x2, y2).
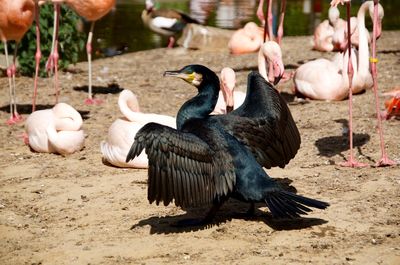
(212, 67, 245, 115)
(313, 17, 335, 52)
(313, 5, 347, 52)
(330, 0, 395, 167)
(293, 1, 382, 101)
(100, 90, 176, 168)
(0, 0, 35, 124)
(102, 78, 247, 168)
(24, 102, 85, 155)
(228, 22, 264, 55)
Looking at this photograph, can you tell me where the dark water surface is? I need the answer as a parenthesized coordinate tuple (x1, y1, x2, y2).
(84, 0, 400, 59)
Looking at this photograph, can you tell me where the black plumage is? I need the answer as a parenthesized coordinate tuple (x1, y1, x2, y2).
(126, 64, 329, 224)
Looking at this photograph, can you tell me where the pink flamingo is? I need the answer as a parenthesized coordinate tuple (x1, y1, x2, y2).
(313, 3, 379, 53)
(330, 0, 395, 167)
(330, 5, 373, 52)
(24, 102, 85, 155)
(293, 1, 382, 101)
(258, 41, 285, 85)
(44, 0, 116, 105)
(257, 0, 286, 45)
(313, 17, 335, 52)
(0, 0, 35, 124)
(101, 89, 176, 168)
(102, 78, 247, 168)
(212, 67, 245, 115)
(228, 22, 264, 55)
(313, 5, 347, 52)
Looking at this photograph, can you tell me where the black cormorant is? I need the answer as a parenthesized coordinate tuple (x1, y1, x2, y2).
(126, 64, 329, 224)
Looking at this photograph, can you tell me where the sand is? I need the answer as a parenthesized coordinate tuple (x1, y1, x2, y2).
(0, 31, 399, 265)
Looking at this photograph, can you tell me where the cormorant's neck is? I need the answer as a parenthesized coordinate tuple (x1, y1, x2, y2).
(177, 78, 220, 130)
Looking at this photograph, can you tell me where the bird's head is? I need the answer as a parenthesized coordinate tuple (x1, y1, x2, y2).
(368, 1, 384, 39)
(145, 0, 155, 11)
(260, 41, 285, 85)
(220, 67, 236, 110)
(164, 64, 218, 89)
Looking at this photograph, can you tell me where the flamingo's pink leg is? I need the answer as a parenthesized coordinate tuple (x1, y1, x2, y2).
(370, 0, 396, 167)
(32, 1, 41, 112)
(340, 1, 368, 168)
(84, 22, 103, 105)
(46, 3, 61, 104)
(276, 0, 286, 45)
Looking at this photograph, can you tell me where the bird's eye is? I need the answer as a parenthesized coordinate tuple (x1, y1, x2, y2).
(192, 73, 203, 86)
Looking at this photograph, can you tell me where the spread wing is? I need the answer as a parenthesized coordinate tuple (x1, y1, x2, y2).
(126, 122, 235, 207)
(211, 72, 301, 169)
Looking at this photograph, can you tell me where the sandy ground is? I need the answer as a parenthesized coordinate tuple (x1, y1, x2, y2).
(0, 31, 399, 265)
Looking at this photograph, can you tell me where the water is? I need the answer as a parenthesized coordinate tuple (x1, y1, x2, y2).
(84, 0, 400, 60)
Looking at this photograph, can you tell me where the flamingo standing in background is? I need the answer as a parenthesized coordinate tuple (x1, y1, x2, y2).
(293, 1, 381, 101)
(44, 0, 116, 105)
(31, 0, 45, 112)
(0, 0, 35, 124)
(257, 0, 286, 44)
(24, 102, 85, 155)
(212, 67, 245, 115)
(258, 41, 285, 86)
(228, 22, 264, 55)
(101, 89, 176, 168)
(330, 0, 395, 167)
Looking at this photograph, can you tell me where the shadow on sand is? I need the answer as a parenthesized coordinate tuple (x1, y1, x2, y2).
(0, 103, 90, 120)
(315, 119, 371, 160)
(73, 83, 124, 95)
(130, 177, 328, 234)
(130, 204, 328, 234)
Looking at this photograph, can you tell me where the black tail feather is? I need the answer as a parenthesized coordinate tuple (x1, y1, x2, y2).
(281, 191, 330, 209)
(265, 191, 329, 219)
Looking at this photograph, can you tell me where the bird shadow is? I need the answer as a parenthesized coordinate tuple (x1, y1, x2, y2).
(77, 110, 91, 120)
(0, 103, 91, 120)
(130, 202, 327, 234)
(380, 49, 400, 55)
(315, 119, 371, 160)
(285, 63, 298, 70)
(280, 92, 297, 104)
(73, 83, 124, 95)
(0, 104, 53, 114)
(129, 177, 327, 234)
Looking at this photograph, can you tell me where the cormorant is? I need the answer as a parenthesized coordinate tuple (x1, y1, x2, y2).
(126, 64, 329, 224)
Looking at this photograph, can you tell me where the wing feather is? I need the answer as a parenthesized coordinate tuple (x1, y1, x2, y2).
(210, 72, 301, 169)
(126, 122, 235, 207)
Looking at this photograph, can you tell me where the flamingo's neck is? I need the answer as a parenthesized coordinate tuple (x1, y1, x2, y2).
(356, 1, 371, 75)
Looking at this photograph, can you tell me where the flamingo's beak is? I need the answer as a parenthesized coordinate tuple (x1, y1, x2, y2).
(221, 82, 234, 112)
(376, 20, 382, 40)
(273, 59, 285, 85)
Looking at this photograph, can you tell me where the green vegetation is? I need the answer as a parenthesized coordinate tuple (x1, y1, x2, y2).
(1, 5, 86, 77)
